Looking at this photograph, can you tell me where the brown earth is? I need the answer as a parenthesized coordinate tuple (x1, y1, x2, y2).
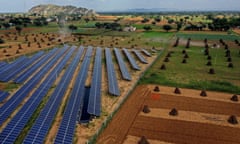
(97, 85, 240, 144)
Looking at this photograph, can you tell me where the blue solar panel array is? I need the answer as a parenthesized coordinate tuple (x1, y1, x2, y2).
(142, 49, 151, 57)
(0, 56, 28, 76)
(87, 47, 102, 116)
(133, 49, 148, 64)
(54, 46, 93, 144)
(0, 51, 45, 82)
(0, 46, 151, 143)
(0, 91, 10, 103)
(13, 48, 58, 84)
(123, 48, 141, 70)
(0, 47, 68, 126)
(114, 48, 131, 81)
(0, 62, 7, 68)
(0, 47, 75, 144)
(105, 48, 120, 96)
(23, 47, 83, 144)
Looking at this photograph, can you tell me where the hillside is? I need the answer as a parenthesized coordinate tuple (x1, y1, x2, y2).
(28, 4, 97, 16)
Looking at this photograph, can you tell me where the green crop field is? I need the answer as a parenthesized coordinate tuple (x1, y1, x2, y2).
(140, 40, 240, 94)
(177, 32, 240, 41)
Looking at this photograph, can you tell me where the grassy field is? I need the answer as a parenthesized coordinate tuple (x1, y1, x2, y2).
(177, 32, 239, 41)
(140, 38, 240, 94)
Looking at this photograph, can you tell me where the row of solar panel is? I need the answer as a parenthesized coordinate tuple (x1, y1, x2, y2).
(23, 46, 83, 144)
(0, 46, 68, 125)
(114, 48, 132, 81)
(133, 49, 148, 64)
(0, 46, 75, 143)
(54, 46, 93, 144)
(123, 48, 141, 70)
(0, 46, 150, 143)
(0, 56, 28, 75)
(0, 51, 45, 82)
(105, 48, 120, 96)
(14, 48, 58, 84)
(87, 47, 102, 117)
(0, 91, 9, 103)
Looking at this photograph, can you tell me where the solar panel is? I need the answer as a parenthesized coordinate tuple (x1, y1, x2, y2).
(0, 47, 75, 143)
(0, 91, 10, 103)
(105, 48, 120, 96)
(13, 48, 58, 83)
(142, 48, 151, 57)
(123, 48, 141, 70)
(133, 49, 148, 64)
(23, 47, 83, 144)
(87, 47, 102, 116)
(0, 51, 45, 82)
(0, 47, 68, 126)
(54, 46, 93, 144)
(114, 48, 131, 81)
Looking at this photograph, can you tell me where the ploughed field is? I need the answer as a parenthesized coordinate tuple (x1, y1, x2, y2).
(97, 85, 240, 144)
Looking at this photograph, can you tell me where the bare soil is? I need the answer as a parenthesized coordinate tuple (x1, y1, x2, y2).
(97, 85, 240, 144)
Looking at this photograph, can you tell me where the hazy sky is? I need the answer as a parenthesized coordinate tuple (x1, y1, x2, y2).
(0, 0, 240, 12)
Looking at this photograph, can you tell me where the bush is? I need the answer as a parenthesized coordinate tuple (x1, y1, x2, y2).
(0, 38, 4, 44)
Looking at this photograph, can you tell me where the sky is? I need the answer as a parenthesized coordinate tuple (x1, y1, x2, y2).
(0, 0, 240, 13)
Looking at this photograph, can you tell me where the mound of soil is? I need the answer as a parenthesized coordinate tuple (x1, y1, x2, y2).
(138, 136, 149, 144)
(230, 95, 238, 102)
(228, 115, 238, 124)
(209, 68, 215, 74)
(200, 90, 207, 97)
(182, 59, 187, 64)
(169, 108, 178, 116)
(160, 64, 166, 70)
(206, 61, 212, 66)
(207, 55, 212, 60)
(228, 63, 234, 68)
(154, 86, 160, 92)
(184, 54, 189, 59)
(142, 105, 151, 113)
(164, 57, 169, 62)
(174, 87, 181, 94)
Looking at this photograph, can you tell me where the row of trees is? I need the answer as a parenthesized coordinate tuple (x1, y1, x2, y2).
(0, 16, 49, 30)
(95, 22, 121, 31)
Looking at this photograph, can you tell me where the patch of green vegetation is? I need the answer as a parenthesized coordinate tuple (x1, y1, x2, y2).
(0, 46, 8, 49)
(140, 44, 240, 94)
(4, 83, 20, 92)
(142, 31, 174, 38)
(15, 94, 50, 143)
(177, 32, 240, 40)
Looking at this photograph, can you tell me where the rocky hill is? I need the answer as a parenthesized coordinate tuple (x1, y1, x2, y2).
(29, 4, 97, 16)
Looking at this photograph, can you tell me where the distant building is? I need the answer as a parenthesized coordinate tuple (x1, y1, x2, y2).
(123, 26, 136, 32)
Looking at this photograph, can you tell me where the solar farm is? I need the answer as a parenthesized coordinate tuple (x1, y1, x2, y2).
(0, 45, 157, 143)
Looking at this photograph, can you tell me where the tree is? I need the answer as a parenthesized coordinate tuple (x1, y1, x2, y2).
(15, 26, 22, 35)
(143, 26, 152, 31)
(177, 23, 182, 31)
(163, 24, 172, 32)
(154, 17, 161, 22)
(95, 22, 103, 29)
(141, 18, 149, 23)
(84, 18, 90, 23)
(68, 24, 77, 32)
(2, 23, 10, 29)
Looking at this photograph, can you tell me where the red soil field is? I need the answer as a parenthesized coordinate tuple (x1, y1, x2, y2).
(97, 85, 240, 144)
